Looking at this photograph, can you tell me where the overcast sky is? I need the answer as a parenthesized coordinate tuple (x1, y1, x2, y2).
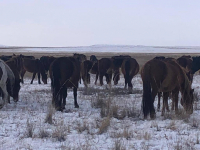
(0, 0, 200, 47)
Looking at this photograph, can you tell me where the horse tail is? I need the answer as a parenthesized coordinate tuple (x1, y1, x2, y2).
(142, 64, 153, 119)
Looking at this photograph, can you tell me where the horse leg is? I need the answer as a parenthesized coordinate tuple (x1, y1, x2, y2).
(108, 73, 112, 89)
(0, 84, 9, 108)
(95, 72, 98, 85)
(128, 78, 133, 93)
(149, 85, 158, 119)
(30, 72, 36, 84)
(99, 73, 104, 86)
(73, 87, 79, 108)
(87, 73, 90, 84)
(62, 87, 67, 110)
(37, 72, 41, 84)
(20, 70, 26, 84)
(124, 75, 127, 89)
(157, 92, 161, 111)
(161, 92, 169, 116)
(172, 89, 179, 114)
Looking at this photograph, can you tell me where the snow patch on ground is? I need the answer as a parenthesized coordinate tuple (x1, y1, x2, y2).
(1, 73, 200, 149)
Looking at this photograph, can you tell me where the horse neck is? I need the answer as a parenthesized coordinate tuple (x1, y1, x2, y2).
(180, 69, 191, 95)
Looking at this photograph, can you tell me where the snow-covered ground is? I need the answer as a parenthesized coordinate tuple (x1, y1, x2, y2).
(1, 45, 200, 53)
(1, 72, 200, 150)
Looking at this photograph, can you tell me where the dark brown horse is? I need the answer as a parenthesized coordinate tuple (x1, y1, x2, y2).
(18, 55, 35, 83)
(5, 59, 21, 103)
(90, 55, 98, 63)
(177, 56, 193, 82)
(98, 58, 114, 87)
(40, 56, 56, 73)
(81, 60, 98, 87)
(119, 58, 139, 92)
(73, 53, 87, 62)
(49, 57, 80, 111)
(112, 55, 131, 84)
(141, 59, 194, 119)
(0, 59, 21, 108)
(22, 58, 47, 84)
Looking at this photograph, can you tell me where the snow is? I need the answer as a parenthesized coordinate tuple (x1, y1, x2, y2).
(1, 71, 200, 150)
(1, 45, 200, 53)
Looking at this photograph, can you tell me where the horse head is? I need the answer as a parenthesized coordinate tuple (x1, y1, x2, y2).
(12, 79, 21, 102)
(113, 69, 120, 85)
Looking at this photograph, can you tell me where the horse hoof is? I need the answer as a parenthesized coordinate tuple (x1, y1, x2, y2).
(75, 105, 79, 108)
(150, 113, 156, 119)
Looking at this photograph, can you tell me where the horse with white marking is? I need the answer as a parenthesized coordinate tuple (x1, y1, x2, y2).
(0, 59, 16, 109)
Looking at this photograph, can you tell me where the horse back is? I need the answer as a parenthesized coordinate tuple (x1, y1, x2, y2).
(23, 58, 39, 72)
(50, 57, 80, 88)
(99, 58, 113, 74)
(121, 58, 139, 77)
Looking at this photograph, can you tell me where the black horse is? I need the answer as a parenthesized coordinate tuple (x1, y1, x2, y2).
(49, 57, 80, 111)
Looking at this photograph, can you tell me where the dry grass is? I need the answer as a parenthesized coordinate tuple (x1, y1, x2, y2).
(38, 128, 50, 139)
(76, 120, 90, 133)
(25, 120, 34, 138)
(52, 121, 66, 142)
(98, 117, 110, 134)
(143, 132, 151, 140)
(45, 104, 55, 124)
(112, 139, 126, 150)
(110, 128, 132, 140)
(167, 120, 176, 131)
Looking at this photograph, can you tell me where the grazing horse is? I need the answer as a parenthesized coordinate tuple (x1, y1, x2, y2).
(112, 55, 131, 84)
(81, 60, 99, 87)
(40, 56, 56, 73)
(0, 55, 13, 62)
(153, 56, 165, 60)
(5, 59, 21, 103)
(90, 55, 98, 63)
(19, 55, 35, 83)
(117, 58, 139, 92)
(0, 60, 18, 108)
(177, 56, 193, 82)
(73, 53, 87, 62)
(22, 58, 47, 84)
(191, 56, 200, 74)
(49, 57, 80, 111)
(98, 58, 114, 87)
(141, 59, 194, 119)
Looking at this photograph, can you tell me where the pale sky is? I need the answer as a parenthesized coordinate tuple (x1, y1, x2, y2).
(0, 0, 200, 47)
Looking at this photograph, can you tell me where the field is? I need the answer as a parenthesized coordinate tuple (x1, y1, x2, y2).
(0, 47, 200, 150)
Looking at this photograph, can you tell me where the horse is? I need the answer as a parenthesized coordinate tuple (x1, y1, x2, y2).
(114, 58, 139, 92)
(153, 56, 165, 60)
(5, 59, 21, 103)
(49, 57, 80, 111)
(81, 60, 99, 87)
(112, 55, 131, 84)
(18, 55, 35, 83)
(40, 56, 56, 73)
(90, 55, 98, 63)
(177, 56, 193, 82)
(191, 56, 200, 75)
(22, 58, 47, 84)
(73, 53, 87, 63)
(0, 55, 13, 62)
(98, 58, 115, 87)
(141, 59, 194, 119)
(0, 59, 20, 108)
